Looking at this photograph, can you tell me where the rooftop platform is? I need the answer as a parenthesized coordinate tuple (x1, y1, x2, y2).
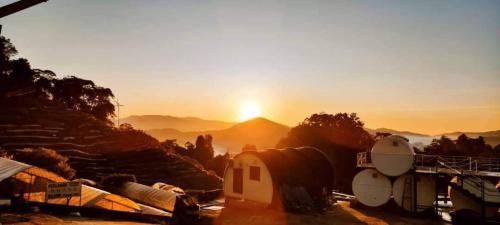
(357, 152, 500, 178)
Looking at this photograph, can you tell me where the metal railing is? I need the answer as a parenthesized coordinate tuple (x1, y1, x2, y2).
(356, 151, 370, 167)
(356, 152, 500, 175)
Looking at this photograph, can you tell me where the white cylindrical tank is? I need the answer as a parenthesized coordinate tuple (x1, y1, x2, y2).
(392, 174, 436, 212)
(352, 168, 392, 207)
(371, 135, 414, 177)
(449, 176, 500, 218)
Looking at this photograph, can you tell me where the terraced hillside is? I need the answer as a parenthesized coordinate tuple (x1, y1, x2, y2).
(106, 149, 222, 190)
(0, 97, 222, 189)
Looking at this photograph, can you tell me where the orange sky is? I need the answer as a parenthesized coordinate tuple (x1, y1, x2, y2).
(2, 0, 499, 135)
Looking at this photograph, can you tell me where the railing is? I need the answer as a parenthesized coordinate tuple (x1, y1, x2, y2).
(414, 154, 500, 174)
(356, 151, 370, 167)
(356, 152, 500, 175)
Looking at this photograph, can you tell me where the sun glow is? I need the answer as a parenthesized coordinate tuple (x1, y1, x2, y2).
(239, 101, 262, 121)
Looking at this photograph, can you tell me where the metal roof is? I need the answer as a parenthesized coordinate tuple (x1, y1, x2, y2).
(107, 181, 177, 213)
(0, 157, 32, 182)
(0, 157, 142, 213)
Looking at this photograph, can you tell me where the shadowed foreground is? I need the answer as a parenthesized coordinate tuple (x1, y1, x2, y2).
(201, 202, 447, 225)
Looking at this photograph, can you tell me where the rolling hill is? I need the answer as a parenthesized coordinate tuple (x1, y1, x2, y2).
(365, 127, 434, 145)
(0, 97, 221, 189)
(147, 117, 291, 154)
(121, 115, 235, 131)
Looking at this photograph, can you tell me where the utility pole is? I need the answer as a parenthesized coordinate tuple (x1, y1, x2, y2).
(113, 99, 124, 127)
(0, 0, 48, 35)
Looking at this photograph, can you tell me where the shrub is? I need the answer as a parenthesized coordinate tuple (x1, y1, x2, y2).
(6, 147, 76, 179)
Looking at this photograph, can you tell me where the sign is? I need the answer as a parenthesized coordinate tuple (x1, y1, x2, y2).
(46, 181, 81, 199)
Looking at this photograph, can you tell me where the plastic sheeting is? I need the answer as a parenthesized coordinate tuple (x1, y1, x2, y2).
(0, 158, 31, 182)
(1, 158, 140, 213)
(110, 181, 177, 212)
(152, 182, 185, 194)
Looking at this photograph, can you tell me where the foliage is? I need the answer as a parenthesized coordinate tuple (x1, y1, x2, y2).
(161, 139, 189, 155)
(424, 134, 494, 157)
(161, 135, 222, 175)
(52, 76, 115, 122)
(1, 148, 75, 179)
(100, 173, 137, 186)
(187, 135, 215, 166)
(107, 124, 160, 152)
(277, 112, 375, 194)
(0, 35, 115, 123)
(205, 153, 230, 177)
(277, 113, 374, 150)
(242, 144, 257, 152)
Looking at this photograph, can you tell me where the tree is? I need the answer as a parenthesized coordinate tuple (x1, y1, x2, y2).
(188, 135, 214, 166)
(52, 76, 115, 123)
(119, 123, 134, 131)
(242, 144, 257, 152)
(161, 139, 189, 155)
(0, 35, 115, 123)
(424, 135, 493, 156)
(205, 152, 230, 177)
(277, 112, 374, 194)
(277, 112, 374, 150)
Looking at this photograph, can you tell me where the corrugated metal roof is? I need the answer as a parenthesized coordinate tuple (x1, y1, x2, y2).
(137, 203, 173, 217)
(110, 181, 177, 212)
(0, 157, 32, 182)
(1, 158, 141, 213)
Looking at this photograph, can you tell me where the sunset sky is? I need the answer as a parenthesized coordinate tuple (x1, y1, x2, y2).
(1, 0, 499, 134)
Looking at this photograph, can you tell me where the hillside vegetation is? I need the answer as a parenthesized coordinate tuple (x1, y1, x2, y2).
(0, 35, 222, 189)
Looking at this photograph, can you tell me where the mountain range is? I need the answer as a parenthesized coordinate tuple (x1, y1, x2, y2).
(122, 115, 500, 154)
(145, 117, 290, 154)
(122, 115, 235, 131)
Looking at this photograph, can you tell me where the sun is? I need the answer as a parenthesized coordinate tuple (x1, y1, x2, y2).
(239, 101, 262, 121)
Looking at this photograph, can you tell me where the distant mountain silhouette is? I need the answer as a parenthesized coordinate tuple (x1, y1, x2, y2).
(121, 115, 235, 131)
(147, 117, 290, 154)
(439, 130, 500, 139)
(365, 127, 430, 137)
(132, 114, 500, 151)
(365, 128, 500, 147)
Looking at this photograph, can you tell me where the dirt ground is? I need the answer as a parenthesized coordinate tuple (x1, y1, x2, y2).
(201, 201, 449, 225)
(1, 201, 450, 225)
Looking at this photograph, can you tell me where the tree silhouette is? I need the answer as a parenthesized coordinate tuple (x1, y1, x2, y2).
(242, 144, 257, 152)
(0, 36, 115, 123)
(424, 134, 493, 156)
(52, 76, 115, 123)
(1, 148, 75, 179)
(206, 152, 230, 177)
(188, 135, 214, 166)
(277, 112, 374, 150)
(277, 112, 374, 194)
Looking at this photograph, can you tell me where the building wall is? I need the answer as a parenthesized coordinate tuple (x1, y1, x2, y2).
(224, 153, 273, 205)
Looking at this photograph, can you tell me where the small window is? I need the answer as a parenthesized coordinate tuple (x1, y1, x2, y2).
(249, 166, 260, 181)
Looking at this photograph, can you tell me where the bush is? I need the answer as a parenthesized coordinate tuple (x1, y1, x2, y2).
(100, 173, 137, 186)
(3, 147, 76, 179)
